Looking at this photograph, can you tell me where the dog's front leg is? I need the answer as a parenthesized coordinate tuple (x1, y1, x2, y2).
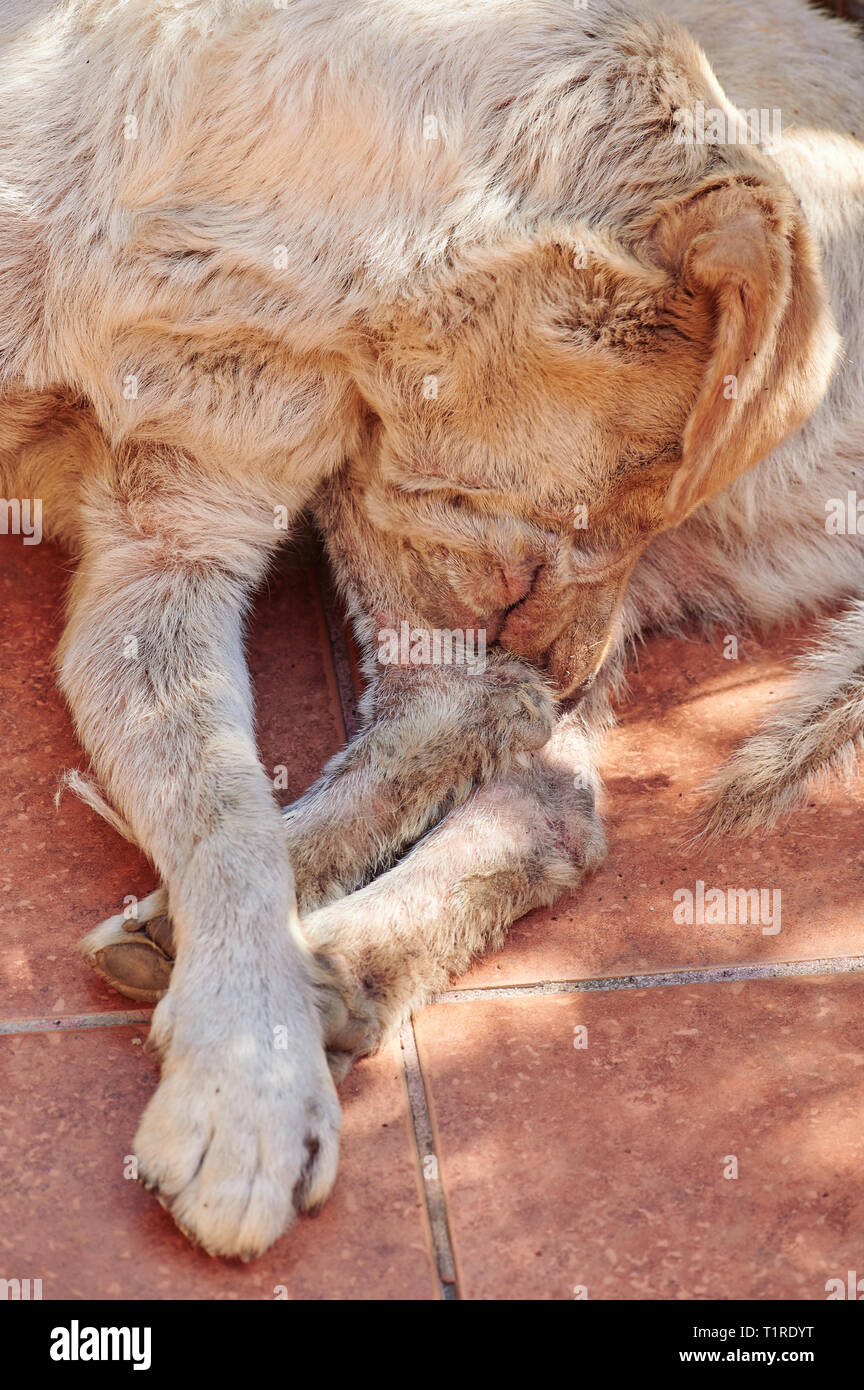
(61, 465, 339, 1259)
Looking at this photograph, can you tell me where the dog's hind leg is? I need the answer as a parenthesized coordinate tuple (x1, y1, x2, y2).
(698, 599, 864, 838)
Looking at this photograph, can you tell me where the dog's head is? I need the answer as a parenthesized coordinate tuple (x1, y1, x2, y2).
(335, 172, 838, 696)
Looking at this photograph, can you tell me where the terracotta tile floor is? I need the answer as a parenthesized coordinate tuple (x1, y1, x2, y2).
(1, 530, 863, 1300)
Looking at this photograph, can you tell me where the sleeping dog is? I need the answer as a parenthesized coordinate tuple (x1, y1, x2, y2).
(1, 0, 861, 1257)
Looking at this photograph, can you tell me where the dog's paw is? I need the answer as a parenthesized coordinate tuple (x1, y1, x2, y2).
(79, 890, 174, 1003)
(310, 950, 387, 1084)
(134, 980, 341, 1260)
(473, 656, 557, 758)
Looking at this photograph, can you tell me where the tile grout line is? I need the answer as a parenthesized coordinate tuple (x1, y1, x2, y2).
(433, 953, 864, 1001)
(0, 1009, 152, 1035)
(4, 956, 863, 1036)
(399, 1019, 460, 1301)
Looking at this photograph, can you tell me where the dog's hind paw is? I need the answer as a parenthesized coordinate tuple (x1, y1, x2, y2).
(79, 889, 174, 1003)
(310, 950, 387, 1082)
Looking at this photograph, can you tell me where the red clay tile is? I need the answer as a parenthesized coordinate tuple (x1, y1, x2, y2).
(248, 534, 347, 796)
(0, 1027, 438, 1299)
(0, 532, 346, 1021)
(416, 975, 864, 1300)
(461, 626, 864, 986)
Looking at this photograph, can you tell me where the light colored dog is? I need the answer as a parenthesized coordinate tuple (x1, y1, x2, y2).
(1, 0, 861, 1259)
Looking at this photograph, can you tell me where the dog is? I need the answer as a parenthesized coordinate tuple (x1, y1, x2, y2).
(2, 0, 861, 1258)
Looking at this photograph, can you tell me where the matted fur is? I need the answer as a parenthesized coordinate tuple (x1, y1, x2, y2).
(1, 0, 861, 1258)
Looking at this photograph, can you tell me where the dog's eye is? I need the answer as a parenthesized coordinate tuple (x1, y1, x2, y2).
(395, 475, 497, 499)
(568, 545, 632, 581)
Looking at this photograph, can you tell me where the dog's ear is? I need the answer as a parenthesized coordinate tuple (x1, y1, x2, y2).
(646, 176, 839, 527)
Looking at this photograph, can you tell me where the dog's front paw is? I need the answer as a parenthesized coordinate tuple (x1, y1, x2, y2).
(134, 978, 341, 1260)
(473, 655, 557, 759)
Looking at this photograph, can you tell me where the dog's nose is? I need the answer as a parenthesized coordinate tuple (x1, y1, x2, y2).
(455, 560, 541, 640)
